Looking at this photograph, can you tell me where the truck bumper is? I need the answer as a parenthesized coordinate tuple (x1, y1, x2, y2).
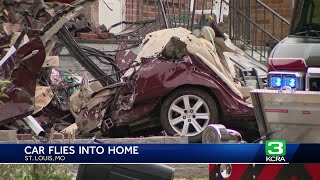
(251, 89, 320, 143)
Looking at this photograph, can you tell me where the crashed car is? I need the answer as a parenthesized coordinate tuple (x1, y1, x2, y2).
(74, 24, 267, 142)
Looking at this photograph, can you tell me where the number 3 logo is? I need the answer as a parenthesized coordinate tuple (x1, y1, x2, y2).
(266, 140, 286, 156)
(268, 142, 283, 155)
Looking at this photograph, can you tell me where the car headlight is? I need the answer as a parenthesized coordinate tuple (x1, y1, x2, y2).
(268, 71, 304, 90)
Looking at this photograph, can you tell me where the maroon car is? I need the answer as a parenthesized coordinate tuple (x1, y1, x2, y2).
(75, 24, 267, 142)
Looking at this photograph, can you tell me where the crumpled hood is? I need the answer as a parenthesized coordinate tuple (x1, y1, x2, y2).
(124, 27, 266, 77)
(122, 28, 267, 97)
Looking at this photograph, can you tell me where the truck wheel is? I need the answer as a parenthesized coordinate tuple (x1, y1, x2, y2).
(160, 88, 219, 142)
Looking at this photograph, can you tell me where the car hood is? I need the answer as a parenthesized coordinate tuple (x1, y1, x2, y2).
(270, 36, 320, 67)
(123, 28, 267, 79)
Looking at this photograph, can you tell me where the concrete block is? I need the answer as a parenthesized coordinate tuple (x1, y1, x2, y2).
(164, 136, 189, 144)
(79, 33, 99, 40)
(17, 134, 33, 141)
(0, 130, 17, 141)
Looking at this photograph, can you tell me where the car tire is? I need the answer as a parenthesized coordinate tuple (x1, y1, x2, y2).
(160, 87, 219, 142)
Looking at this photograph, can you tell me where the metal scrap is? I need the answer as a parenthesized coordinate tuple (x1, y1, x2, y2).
(0, 0, 102, 135)
(0, 37, 46, 125)
(50, 69, 82, 111)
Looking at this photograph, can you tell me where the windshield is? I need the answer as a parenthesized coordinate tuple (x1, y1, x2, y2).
(290, 0, 320, 37)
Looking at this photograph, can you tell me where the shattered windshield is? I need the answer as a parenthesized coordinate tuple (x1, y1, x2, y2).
(290, 0, 320, 37)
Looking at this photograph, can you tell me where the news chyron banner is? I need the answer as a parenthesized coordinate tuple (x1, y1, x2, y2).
(0, 140, 317, 163)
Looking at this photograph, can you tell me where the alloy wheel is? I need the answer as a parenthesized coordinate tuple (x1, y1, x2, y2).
(168, 95, 210, 136)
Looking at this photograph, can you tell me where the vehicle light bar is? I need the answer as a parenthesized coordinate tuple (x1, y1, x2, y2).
(268, 71, 304, 90)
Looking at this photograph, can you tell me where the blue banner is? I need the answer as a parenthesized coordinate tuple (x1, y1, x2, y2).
(0, 143, 316, 163)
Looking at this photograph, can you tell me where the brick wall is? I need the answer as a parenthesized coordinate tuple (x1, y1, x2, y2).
(125, 0, 178, 21)
(84, 0, 292, 32)
(123, 1, 292, 21)
(125, 0, 166, 21)
(85, 0, 292, 45)
(261, 0, 293, 21)
(252, 0, 293, 42)
(80, 1, 99, 26)
(124, 0, 217, 30)
(123, 0, 292, 36)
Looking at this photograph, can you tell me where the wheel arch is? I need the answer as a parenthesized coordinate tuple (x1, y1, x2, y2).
(155, 84, 223, 121)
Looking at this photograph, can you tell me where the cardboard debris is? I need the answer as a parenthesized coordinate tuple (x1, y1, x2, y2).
(33, 86, 54, 114)
(60, 123, 78, 134)
(42, 56, 60, 67)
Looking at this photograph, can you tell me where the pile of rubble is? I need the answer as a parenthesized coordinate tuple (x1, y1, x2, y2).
(70, 18, 158, 40)
(0, 0, 105, 137)
(0, 0, 153, 138)
(0, 0, 118, 41)
(0, 0, 66, 34)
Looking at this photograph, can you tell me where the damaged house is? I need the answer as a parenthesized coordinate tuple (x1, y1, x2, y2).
(0, 0, 267, 142)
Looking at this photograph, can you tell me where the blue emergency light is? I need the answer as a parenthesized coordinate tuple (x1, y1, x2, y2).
(268, 72, 304, 90)
(270, 76, 297, 88)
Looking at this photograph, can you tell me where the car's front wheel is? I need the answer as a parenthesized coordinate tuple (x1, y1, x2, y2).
(160, 87, 219, 142)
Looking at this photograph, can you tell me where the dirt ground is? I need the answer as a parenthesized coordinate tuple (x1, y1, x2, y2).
(167, 164, 209, 180)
